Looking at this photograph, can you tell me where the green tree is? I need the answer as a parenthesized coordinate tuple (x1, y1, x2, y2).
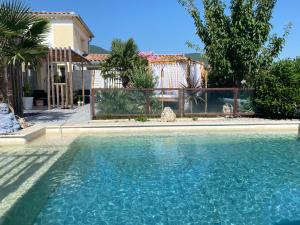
(253, 58, 300, 119)
(101, 38, 148, 88)
(179, 0, 290, 87)
(0, 0, 49, 108)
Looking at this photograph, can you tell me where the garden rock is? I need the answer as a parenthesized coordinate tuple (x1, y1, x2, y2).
(161, 107, 176, 122)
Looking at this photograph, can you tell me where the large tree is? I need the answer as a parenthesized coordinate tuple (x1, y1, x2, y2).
(0, 0, 49, 113)
(101, 38, 148, 88)
(179, 0, 290, 87)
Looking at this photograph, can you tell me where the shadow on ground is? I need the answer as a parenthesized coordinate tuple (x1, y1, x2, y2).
(0, 150, 59, 202)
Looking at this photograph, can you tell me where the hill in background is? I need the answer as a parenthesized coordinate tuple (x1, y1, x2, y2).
(89, 45, 110, 54)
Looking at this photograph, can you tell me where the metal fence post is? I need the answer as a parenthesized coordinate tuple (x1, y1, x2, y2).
(91, 88, 95, 119)
(233, 88, 238, 117)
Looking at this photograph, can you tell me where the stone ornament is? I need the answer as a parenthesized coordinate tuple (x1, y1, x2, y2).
(161, 107, 176, 122)
(223, 103, 233, 118)
(0, 103, 21, 134)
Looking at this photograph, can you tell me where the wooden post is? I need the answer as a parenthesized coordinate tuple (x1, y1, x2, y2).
(91, 86, 95, 119)
(47, 54, 51, 109)
(61, 84, 65, 107)
(81, 60, 85, 105)
(233, 88, 238, 117)
(54, 48, 58, 62)
(50, 49, 55, 107)
(91, 70, 96, 119)
(64, 48, 69, 108)
(205, 70, 208, 114)
(68, 47, 73, 108)
(179, 89, 184, 118)
(161, 68, 164, 110)
(56, 84, 59, 107)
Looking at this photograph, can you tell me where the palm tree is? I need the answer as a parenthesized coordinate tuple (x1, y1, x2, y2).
(0, 0, 49, 115)
(101, 38, 148, 88)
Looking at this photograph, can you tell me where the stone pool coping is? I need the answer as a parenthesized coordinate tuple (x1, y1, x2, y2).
(1, 119, 300, 145)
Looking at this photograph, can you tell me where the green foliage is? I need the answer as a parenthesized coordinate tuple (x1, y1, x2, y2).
(0, 0, 49, 102)
(129, 66, 157, 88)
(23, 81, 32, 97)
(192, 117, 198, 121)
(134, 116, 149, 122)
(100, 38, 148, 88)
(180, 73, 205, 107)
(253, 58, 300, 119)
(0, 0, 49, 65)
(96, 89, 161, 118)
(179, 0, 290, 87)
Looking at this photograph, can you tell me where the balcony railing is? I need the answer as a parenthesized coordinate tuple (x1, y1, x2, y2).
(91, 88, 255, 119)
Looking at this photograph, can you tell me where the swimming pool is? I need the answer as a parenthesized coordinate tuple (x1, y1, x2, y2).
(2, 133, 300, 225)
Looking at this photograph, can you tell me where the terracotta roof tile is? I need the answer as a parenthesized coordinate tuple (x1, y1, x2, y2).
(32, 11, 76, 15)
(149, 54, 188, 63)
(85, 54, 109, 62)
(85, 54, 190, 63)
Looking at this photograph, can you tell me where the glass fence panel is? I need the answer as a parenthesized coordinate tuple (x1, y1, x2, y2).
(237, 90, 254, 114)
(184, 90, 235, 115)
(152, 90, 180, 115)
(95, 89, 148, 118)
(93, 88, 255, 118)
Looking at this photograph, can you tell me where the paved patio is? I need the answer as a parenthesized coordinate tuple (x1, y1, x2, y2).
(24, 104, 91, 126)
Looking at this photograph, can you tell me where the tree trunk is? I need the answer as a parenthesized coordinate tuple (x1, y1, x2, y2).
(0, 59, 8, 103)
(121, 76, 130, 88)
(9, 64, 23, 116)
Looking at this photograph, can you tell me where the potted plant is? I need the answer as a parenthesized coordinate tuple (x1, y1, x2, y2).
(77, 96, 83, 107)
(23, 81, 34, 110)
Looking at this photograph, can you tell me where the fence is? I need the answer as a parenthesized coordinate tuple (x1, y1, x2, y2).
(91, 88, 255, 119)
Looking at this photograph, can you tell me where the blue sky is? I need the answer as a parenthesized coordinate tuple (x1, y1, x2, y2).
(24, 0, 299, 59)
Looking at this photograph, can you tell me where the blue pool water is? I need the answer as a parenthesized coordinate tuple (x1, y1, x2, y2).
(3, 133, 300, 225)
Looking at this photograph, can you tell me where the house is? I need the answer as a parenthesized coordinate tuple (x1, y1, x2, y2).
(18, 12, 94, 110)
(86, 54, 205, 89)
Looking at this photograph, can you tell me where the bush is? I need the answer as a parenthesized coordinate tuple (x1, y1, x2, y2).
(129, 66, 157, 88)
(253, 58, 300, 119)
(96, 89, 161, 118)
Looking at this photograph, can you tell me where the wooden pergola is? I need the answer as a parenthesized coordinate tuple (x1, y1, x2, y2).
(47, 47, 89, 109)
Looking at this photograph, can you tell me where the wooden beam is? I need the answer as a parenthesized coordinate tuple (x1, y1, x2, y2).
(61, 84, 65, 107)
(54, 48, 58, 62)
(49, 49, 55, 107)
(56, 84, 59, 108)
(81, 60, 85, 105)
(47, 54, 51, 109)
(68, 47, 73, 108)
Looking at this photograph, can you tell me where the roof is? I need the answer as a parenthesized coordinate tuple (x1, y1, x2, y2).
(85, 54, 110, 62)
(148, 54, 189, 64)
(32, 11, 94, 38)
(85, 54, 192, 63)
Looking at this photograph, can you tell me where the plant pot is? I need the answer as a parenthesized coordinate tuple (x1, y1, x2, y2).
(23, 97, 34, 110)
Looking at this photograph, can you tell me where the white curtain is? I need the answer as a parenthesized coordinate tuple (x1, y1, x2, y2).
(150, 62, 202, 88)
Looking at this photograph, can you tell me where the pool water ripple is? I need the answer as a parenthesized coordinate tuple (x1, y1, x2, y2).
(3, 133, 300, 225)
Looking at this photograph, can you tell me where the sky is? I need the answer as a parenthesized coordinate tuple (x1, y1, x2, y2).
(24, 0, 299, 59)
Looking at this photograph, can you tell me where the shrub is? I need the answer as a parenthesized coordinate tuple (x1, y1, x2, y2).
(253, 58, 300, 119)
(134, 116, 149, 122)
(129, 66, 157, 89)
(96, 89, 161, 118)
